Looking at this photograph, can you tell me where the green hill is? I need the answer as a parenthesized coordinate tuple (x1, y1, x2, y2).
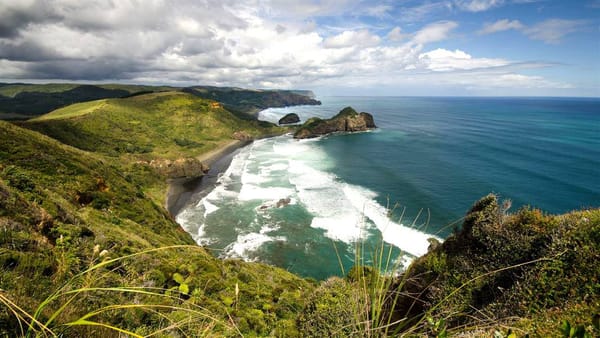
(22, 91, 283, 160)
(0, 83, 320, 120)
(0, 83, 173, 119)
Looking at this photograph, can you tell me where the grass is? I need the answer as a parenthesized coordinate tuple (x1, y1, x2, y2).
(0, 120, 313, 337)
(22, 91, 286, 160)
(296, 196, 599, 337)
(32, 99, 108, 121)
(0, 84, 80, 98)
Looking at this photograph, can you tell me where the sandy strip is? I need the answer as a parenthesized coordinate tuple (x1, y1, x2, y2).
(166, 140, 251, 216)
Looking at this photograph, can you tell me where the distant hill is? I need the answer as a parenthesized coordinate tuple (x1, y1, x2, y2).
(0, 83, 176, 119)
(182, 86, 321, 119)
(0, 82, 320, 120)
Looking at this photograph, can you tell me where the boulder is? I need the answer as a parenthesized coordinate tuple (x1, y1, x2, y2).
(278, 113, 300, 125)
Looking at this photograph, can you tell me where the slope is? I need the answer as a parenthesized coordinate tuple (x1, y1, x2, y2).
(0, 120, 313, 337)
(0, 83, 174, 119)
(22, 91, 284, 160)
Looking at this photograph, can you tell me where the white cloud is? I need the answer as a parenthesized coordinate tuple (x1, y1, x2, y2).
(396, 2, 453, 23)
(387, 27, 406, 41)
(455, 0, 504, 12)
(418, 48, 509, 71)
(365, 4, 393, 18)
(0, 0, 577, 94)
(485, 73, 573, 88)
(523, 19, 587, 44)
(412, 21, 458, 45)
(478, 19, 524, 35)
(323, 29, 381, 48)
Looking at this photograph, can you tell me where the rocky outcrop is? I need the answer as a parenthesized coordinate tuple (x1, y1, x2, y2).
(279, 113, 300, 125)
(147, 158, 209, 179)
(293, 107, 376, 139)
(232, 131, 253, 141)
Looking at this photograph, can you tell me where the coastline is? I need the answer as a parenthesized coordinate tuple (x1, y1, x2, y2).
(166, 140, 251, 216)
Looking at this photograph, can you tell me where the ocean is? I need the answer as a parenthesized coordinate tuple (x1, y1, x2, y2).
(176, 96, 600, 280)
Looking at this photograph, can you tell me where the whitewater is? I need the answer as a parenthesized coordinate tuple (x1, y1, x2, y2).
(176, 96, 599, 279)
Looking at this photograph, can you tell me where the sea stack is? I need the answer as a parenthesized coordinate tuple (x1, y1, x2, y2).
(293, 106, 376, 139)
(279, 113, 300, 125)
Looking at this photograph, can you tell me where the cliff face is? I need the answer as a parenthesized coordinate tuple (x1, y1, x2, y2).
(293, 106, 376, 139)
(182, 86, 322, 118)
(147, 158, 209, 179)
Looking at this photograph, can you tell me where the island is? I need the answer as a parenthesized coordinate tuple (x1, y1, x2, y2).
(278, 112, 300, 125)
(293, 106, 376, 139)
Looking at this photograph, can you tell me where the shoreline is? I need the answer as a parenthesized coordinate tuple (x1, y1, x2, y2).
(166, 140, 252, 216)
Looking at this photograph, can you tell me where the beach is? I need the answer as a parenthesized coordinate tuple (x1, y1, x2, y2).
(166, 139, 251, 216)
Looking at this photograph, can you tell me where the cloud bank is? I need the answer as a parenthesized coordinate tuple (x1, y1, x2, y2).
(0, 0, 591, 95)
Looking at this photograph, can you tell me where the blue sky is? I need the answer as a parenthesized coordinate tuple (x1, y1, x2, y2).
(0, 0, 598, 96)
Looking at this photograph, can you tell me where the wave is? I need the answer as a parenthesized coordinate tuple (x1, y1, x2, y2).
(177, 134, 438, 267)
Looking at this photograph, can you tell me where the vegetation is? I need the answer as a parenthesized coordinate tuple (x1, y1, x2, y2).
(182, 86, 321, 119)
(0, 87, 597, 336)
(0, 83, 320, 120)
(0, 120, 313, 337)
(21, 91, 284, 161)
(294, 106, 376, 139)
(0, 84, 141, 118)
(384, 195, 599, 336)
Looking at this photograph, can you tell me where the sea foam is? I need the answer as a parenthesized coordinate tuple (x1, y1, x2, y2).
(177, 133, 438, 272)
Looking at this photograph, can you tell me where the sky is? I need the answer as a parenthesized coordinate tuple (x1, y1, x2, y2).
(0, 0, 599, 96)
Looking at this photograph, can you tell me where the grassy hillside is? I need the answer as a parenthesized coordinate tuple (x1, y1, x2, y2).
(388, 195, 599, 336)
(22, 91, 284, 161)
(0, 121, 314, 337)
(0, 84, 167, 119)
(0, 83, 320, 120)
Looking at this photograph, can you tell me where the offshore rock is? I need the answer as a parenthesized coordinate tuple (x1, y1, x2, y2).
(278, 113, 300, 125)
(293, 106, 376, 139)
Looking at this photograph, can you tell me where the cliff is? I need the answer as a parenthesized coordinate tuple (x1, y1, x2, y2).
(385, 194, 600, 336)
(146, 158, 209, 179)
(182, 86, 321, 119)
(293, 106, 376, 139)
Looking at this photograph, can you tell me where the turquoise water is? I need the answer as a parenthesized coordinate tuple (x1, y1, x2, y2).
(177, 96, 600, 280)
